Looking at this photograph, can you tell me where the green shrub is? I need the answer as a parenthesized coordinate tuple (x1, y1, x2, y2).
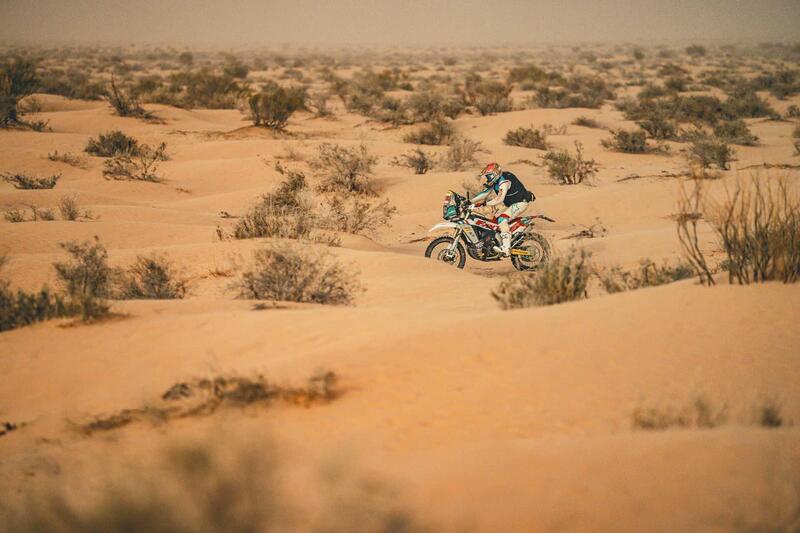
(601, 129, 649, 153)
(103, 143, 168, 182)
(687, 137, 734, 169)
(713, 119, 758, 146)
(53, 238, 113, 321)
(85, 130, 140, 157)
(248, 83, 306, 130)
(596, 259, 694, 293)
(722, 89, 775, 120)
(492, 248, 591, 308)
(312, 143, 377, 195)
(2, 172, 61, 189)
(542, 141, 598, 185)
(116, 255, 189, 299)
(0, 57, 38, 127)
(402, 116, 456, 145)
(503, 126, 548, 150)
(637, 111, 679, 140)
(237, 243, 361, 305)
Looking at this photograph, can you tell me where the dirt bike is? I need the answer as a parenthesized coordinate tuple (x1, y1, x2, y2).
(424, 191, 554, 270)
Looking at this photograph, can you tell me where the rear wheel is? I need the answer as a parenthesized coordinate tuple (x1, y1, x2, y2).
(511, 232, 551, 271)
(425, 236, 467, 269)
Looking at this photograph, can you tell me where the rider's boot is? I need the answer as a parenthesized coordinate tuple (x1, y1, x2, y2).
(493, 232, 512, 257)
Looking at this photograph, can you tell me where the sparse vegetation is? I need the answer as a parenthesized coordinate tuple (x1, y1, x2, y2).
(464, 75, 512, 115)
(492, 248, 591, 308)
(58, 195, 84, 221)
(440, 137, 484, 171)
(1, 172, 61, 189)
(713, 119, 758, 146)
(0, 57, 38, 128)
(675, 179, 716, 286)
(103, 142, 168, 181)
(686, 136, 734, 170)
(572, 116, 602, 129)
(116, 255, 189, 299)
(596, 259, 694, 293)
(85, 130, 140, 157)
(3, 209, 25, 223)
(248, 83, 306, 130)
(312, 143, 377, 195)
(0, 257, 67, 332)
(632, 395, 727, 430)
(542, 141, 598, 184)
(403, 116, 456, 145)
(47, 150, 87, 168)
(237, 243, 361, 305)
(53, 237, 113, 321)
(503, 125, 548, 150)
(105, 75, 157, 121)
(391, 148, 435, 174)
(601, 129, 649, 153)
(321, 195, 396, 234)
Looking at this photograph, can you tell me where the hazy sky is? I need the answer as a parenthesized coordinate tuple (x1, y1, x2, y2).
(1, 0, 798, 45)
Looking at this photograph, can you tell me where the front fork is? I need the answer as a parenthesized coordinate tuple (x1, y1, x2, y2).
(448, 228, 463, 252)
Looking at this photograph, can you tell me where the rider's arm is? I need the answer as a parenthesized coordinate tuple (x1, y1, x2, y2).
(485, 181, 510, 207)
(471, 187, 492, 205)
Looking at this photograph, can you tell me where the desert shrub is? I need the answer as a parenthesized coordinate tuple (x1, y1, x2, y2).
(632, 396, 727, 430)
(492, 248, 591, 308)
(30, 206, 55, 221)
(710, 176, 800, 284)
(542, 141, 598, 185)
(686, 137, 734, 170)
(390, 148, 435, 174)
(722, 89, 776, 120)
(234, 167, 314, 240)
(638, 84, 672, 100)
(596, 259, 694, 293)
(0, 258, 67, 332)
(47, 150, 87, 168)
(237, 243, 361, 305)
(685, 45, 707, 57)
(637, 111, 679, 140)
(440, 137, 484, 171)
(786, 105, 800, 118)
(58, 196, 82, 221)
(402, 116, 456, 145)
(751, 69, 800, 99)
(0, 57, 38, 127)
(464, 76, 512, 115)
(755, 398, 784, 428)
(572, 116, 602, 128)
(532, 75, 613, 109)
(2, 172, 60, 189)
(794, 124, 800, 139)
(85, 130, 140, 157)
(312, 143, 377, 195)
(53, 238, 113, 321)
(601, 129, 649, 153)
(713, 119, 758, 146)
(105, 76, 156, 120)
(116, 255, 189, 299)
(38, 68, 105, 101)
(503, 126, 548, 150)
(162, 69, 250, 109)
(103, 142, 168, 182)
(676, 179, 716, 286)
(307, 91, 332, 117)
(4, 209, 25, 223)
(508, 64, 548, 84)
(404, 90, 464, 122)
(321, 195, 396, 234)
(664, 76, 688, 92)
(248, 83, 306, 130)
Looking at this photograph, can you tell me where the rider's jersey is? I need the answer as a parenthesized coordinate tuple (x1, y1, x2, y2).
(492, 172, 534, 207)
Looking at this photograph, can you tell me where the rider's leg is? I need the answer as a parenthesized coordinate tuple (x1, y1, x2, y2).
(493, 202, 528, 255)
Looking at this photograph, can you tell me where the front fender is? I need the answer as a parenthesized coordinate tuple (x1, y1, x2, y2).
(428, 222, 461, 233)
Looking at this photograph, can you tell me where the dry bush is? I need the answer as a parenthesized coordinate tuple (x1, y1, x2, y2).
(596, 259, 694, 293)
(53, 237, 113, 321)
(321, 195, 396, 234)
(103, 142, 168, 182)
(440, 137, 484, 171)
(29, 206, 55, 221)
(85, 130, 140, 157)
(158, 69, 250, 109)
(236, 243, 361, 305)
(572, 116, 603, 129)
(105, 76, 157, 121)
(402, 116, 456, 145)
(601, 129, 650, 153)
(685, 44, 707, 57)
(754, 397, 785, 428)
(686, 136, 735, 170)
(632, 396, 727, 430)
(58, 195, 85, 221)
(713, 119, 758, 146)
(464, 76, 512, 115)
(3, 209, 25, 223)
(1, 172, 61, 189)
(116, 255, 189, 299)
(390, 148, 435, 174)
(542, 141, 598, 185)
(504, 126, 548, 150)
(308, 91, 332, 117)
(710, 175, 800, 284)
(47, 150, 87, 168)
(0, 57, 38, 127)
(637, 111, 679, 140)
(492, 248, 591, 309)
(312, 143, 377, 195)
(675, 179, 716, 286)
(404, 89, 464, 122)
(0, 257, 67, 332)
(248, 82, 306, 130)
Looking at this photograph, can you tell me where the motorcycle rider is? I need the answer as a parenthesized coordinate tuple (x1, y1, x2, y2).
(470, 162, 535, 256)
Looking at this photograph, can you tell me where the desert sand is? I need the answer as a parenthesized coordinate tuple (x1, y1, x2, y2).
(1, 44, 799, 531)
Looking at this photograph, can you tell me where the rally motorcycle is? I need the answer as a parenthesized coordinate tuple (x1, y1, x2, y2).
(425, 191, 554, 271)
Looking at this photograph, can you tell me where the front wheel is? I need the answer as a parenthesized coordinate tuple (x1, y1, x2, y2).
(425, 236, 467, 269)
(511, 232, 551, 271)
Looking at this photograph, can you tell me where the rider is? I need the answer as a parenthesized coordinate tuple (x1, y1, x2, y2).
(470, 162, 535, 256)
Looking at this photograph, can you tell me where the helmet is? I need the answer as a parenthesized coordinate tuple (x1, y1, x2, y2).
(479, 162, 502, 187)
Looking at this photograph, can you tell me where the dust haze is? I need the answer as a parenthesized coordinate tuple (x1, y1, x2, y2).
(1, 0, 799, 45)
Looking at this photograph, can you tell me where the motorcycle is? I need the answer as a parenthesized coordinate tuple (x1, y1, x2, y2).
(424, 191, 554, 271)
